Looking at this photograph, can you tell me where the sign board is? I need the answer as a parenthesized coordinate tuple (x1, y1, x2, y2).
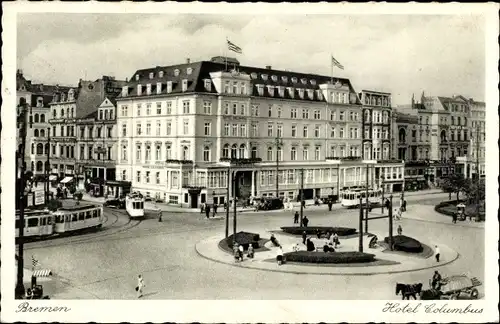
(34, 191, 45, 205)
(26, 193, 34, 207)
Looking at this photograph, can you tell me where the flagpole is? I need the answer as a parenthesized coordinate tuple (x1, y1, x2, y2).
(225, 37, 228, 72)
(330, 55, 334, 85)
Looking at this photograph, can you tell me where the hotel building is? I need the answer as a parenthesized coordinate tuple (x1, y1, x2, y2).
(116, 57, 404, 208)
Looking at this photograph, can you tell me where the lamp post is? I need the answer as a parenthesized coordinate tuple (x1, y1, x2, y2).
(299, 168, 304, 226)
(389, 194, 394, 250)
(380, 175, 385, 214)
(358, 195, 363, 253)
(233, 170, 237, 243)
(45, 127, 51, 204)
(225, 167, 230, 238)
(273, 136, 283, 199)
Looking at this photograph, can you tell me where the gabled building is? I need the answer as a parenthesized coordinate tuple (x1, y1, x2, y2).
(116, 57, 404, 207)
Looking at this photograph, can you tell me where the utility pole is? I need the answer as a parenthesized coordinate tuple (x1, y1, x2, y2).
(225, 166, 230, 238)
(274, 136, 283, 199)
(389, 194, 393, 250)
(358, 196, 363, 253)
(233, 170, 237, 243)
(15, 101, 31, 298)
(300, 168, 304, 226)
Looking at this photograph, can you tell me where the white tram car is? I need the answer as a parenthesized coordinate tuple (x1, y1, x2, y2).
(15, 210, 53, 238)
(125, 192, 145, 218)
(52, 204, 104, 233)
(340, 187, 383, 208)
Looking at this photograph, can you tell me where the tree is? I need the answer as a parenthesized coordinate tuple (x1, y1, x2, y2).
(440, 174, 466, 201)
(463, 179, 485, 205)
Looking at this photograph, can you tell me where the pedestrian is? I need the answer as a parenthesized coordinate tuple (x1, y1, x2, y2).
(247, 244, 254, 259)
(213, 204, 218, 215)
(158, 209, 162, 222)
(333, 233, 339, 248)
(233, 243, 240, 262)
(301, 200, 306, 209)
(238, 244, 244, 262)
(303, 216, 309, 227)
(136, 274, 145, 298)
(435, 245, 440, 262)
(328, 200, 333, 211)
(316, 229, 321, 239)
(385, 198, 390, 210)
(452, 213, 457, 224)
(402, 200, 407, 212)
(276, 245, 284, 265)
(205, 205, 211, 219)
(302, 231, 307, 245)
(397, 225, 403, 236)
(431, 270, 442, 290)
(200, 203, 205, 214)
(293, 211, 299, 224)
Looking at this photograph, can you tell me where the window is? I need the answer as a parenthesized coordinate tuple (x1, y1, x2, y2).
(182, 101, 190, 114)
(231, 144, 237, 158)
(145, 171, 150, 183)
(339, 127, 344, 138)
(315, 146, 321, 160)
(231, 124, 238, 136)
(291, 125, 297, 137)
(182, 146, 189, 160)
(303, 126, 308, 137)
(330, 110, 336, 121)
(137, 104, 141, 116)
(156, 121, 161, 136)
(156, 102, 162, 115)
(166, 102, 172, 114)
(222, 144, 229, 158)
(251, 147, 257, 158)
(277, 106, 282, 118)
(267, 147, 273, 161)
(224, 123, 230, 136)
(136, 144, 142, 162)
(251, 124, 257, 137)
(302, 109, 309, 119)
(277, 147, 283, 161)
(166, 121, 171, 135)
(146, 104, 151, 115)
(182, 79, 188, 92)
(232, 82, 238, 94)
(204, 79, 211, 91)
(268, 106, 272, 117)
(156, 144, 161, 161)
(203, 101, 212, 114)
(239, 144, 246, 158)
(267, 122, 273, 137)
(122, 170, 127, 181)
(277, 124, 283, 137)
(183, 120, 189, 135)
(303, 147, 309, 160)
(314, 110, 321, 120)
(224, 81, 230, 94)
(155, 172, 160, 184)
(330, 126, 335, 138)
(291, 147, 297, 160)
(146, 123, 151, 135)
(165, 144, 172, 159)
(251, 104, 259, 116)
(232, 103, 237, 115)
(291, 108, 297, 119)
(240, 82, 246, 95)
(224, 102, 230, 115)
(122, 145, 128, 161)
(203, 146, 211, 162)
(314, 125, 320, 138)
(145, 145, 151, 162)
(339, 111, 344, 121)
(240, 124, 247, 137)
(204, 122, 211, 136)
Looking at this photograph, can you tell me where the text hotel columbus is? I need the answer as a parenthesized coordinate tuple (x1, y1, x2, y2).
(115, 56, 404, 208)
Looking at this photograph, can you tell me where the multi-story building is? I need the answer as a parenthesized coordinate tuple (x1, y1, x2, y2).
(116, 57, 404, 207)
(458, 98, 485, 179)
(48, 76, 126, 188)
(16, 70, 72, 177)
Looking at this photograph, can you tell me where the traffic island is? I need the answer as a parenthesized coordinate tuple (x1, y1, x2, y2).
(195, 230, 459, 276)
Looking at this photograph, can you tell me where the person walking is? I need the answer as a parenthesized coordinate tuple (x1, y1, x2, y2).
(328, 200, 333, 211)
(435, 245, 440, 262)
(302, 231, 307, 245)
(333, 233, 339, 248)
(200, 203, 205, 214)
(293, 211, 299, 224)
(402, 200, 407, 212)
(397, 225, 403, 236)
(238, 244, 244, 262)
(213, 204, 218, 216)
(136, 274, 145, 298)
(301, 200, 306, 209)
(247, 244, 254, 259)
(452, 212, 457, 224)
(205, 205, 211, 219)
(276, 245, 284, 266)
(303, 216, 309, 227)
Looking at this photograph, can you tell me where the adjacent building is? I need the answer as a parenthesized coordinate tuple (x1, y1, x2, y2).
(116, 57, 404, 207)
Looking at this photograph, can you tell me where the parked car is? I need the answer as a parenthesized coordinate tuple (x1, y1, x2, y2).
(257, 198, 284, 211)
(104, 198, 125, 209)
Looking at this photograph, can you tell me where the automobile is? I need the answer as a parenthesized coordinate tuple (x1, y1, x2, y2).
(104, 198, 125, 209)
(257, 198, 284, 211)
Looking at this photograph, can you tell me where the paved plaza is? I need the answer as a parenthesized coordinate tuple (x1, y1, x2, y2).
(16, 193, 485, 300)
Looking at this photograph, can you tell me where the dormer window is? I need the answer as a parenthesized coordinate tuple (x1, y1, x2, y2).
(186, 67, 193, 75)
(122, 86, 128, 97)
(316, 90, 323, 100)
(267, 85, 275, 96)
(271, 75, 278, 82)
(159, 71, 164, 78)
(156, 82, 162, 95)
(37, 97, 43, 107)
(68, 89, 75, 101)
(135, 74, 140, 81)
(166, 81, 172, 93)
(174, 69, 180, 77)
(298, 89, 305, 99)
(256, 84, 264, 96)
(287, 87, 295, 98)
(137, 84, 142, 96)
(149, 72, 154, 79)
(291, 77, 298, 83)
(281, 76, 288, 82)
(310, 79, 316, 85)
(250, 72, 258, 79)
(301, 78, 307, 85)
(204, 79, 211, 91)
(182, 79, 188, 92)
(146, 84, 151, 95)
(307, 89, 314, 99)
(261, 74, 268, 81)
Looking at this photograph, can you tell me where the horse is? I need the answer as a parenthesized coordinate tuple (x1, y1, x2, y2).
(395, 283, 423, 300)
(419, 288, 442, 300)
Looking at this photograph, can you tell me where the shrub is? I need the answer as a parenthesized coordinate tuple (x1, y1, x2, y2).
(384, 235, 423, 253)
(226, 231, 261, 250)
(281, 226, 356, 237)
(284, 251, 376, 264)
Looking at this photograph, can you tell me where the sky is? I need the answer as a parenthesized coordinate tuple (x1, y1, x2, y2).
(17, 13, 486, 105)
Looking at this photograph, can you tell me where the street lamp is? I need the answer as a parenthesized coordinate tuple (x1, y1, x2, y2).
(273, 136, 283, 199)
(380, 175, 385, 214)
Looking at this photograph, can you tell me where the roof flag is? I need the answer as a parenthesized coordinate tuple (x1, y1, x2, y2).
(227, 39, 243, 54)
(331, 55, 344, 70)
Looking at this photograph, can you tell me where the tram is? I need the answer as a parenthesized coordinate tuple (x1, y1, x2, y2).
(52, 204, 104, 233)
(15, 210, 53, 238)
(125, 192, 145, 218)
(340, 187, 383, 208)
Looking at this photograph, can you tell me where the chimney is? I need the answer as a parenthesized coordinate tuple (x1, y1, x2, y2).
(266, 65, 272, 70)
(186, 58, 191, 64)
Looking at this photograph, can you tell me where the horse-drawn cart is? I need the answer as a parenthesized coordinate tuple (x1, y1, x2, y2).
(422, 275, 482, 300)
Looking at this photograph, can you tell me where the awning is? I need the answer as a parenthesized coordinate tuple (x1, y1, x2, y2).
(60, 177, 73, 184)
(32, 269, 52, 277)
(48, 175, 57, 181)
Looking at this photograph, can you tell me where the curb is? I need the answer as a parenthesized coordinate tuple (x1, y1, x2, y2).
(194, 238, 460, 276)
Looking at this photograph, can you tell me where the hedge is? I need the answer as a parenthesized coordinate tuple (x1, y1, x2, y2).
(284, 251, 376, 264)
(384, 235, 423, 253)
(281, 226, 356, 237)
(225, 231, 261, 250)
